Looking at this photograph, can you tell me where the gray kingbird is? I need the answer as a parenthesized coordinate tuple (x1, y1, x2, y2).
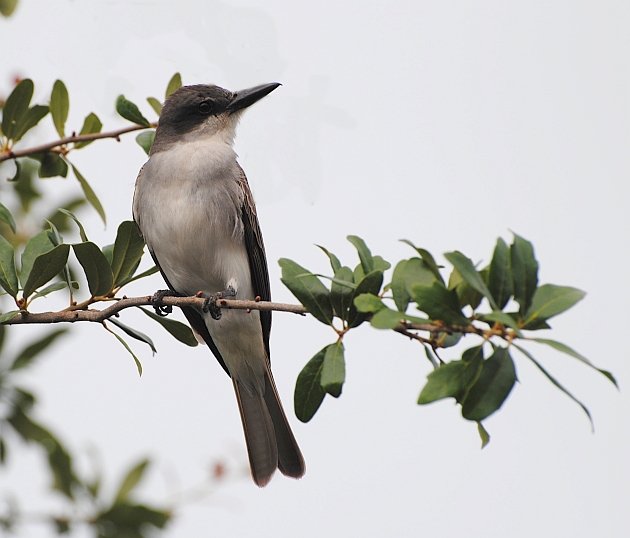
(132, 82, 305, 486)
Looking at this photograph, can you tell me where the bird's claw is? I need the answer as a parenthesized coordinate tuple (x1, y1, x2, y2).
(151, 289, 179, 317)
(199, 286, 237, 320)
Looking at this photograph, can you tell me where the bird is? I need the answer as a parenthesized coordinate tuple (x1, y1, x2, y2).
(132, 82, 305, 486)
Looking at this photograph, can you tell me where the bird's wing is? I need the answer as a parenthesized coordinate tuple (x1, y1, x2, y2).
(237, 165, 272, 362)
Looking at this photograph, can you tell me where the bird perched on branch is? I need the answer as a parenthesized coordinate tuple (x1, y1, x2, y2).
(133, 82, 305, 486)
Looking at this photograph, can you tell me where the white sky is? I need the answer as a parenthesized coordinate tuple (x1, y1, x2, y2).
(1, 1, 629, 537)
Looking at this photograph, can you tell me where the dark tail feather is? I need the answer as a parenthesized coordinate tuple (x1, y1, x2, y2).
(232, 379, 278, 487)
(263, 366, 306, 479)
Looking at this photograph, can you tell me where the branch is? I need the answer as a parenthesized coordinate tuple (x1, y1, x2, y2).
(0, 123, 157, 162)
(3, 295, 307, 325)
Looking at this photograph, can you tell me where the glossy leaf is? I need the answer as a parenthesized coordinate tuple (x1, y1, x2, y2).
(11, 329, 67, 370)
(73, 241, 114, 296)
(74, 112, 102, 149)
(116, 95, 150, 127)
(114, 458, 150, 503)
(136, 130, 155, 155)
(22, 244, 70, 299)
(147, 96, 163, 115)
(71, 164, 106, 224)
(524, 284, 586, 325)
(330, 265, 355, 320)
(165, 72, 182, 98)
(0, 202, 16, 234)
(461, 347, 516, 421)
(50, 80, 69, 137)
(20, 230, 54, 285)
(294, 347, 327, 422)
(111, 221, 146, 287)
(321, 341, 345, 397)
(412, 283, 469, 325)
(139, 307, 198, 347)
(488, 237, 512, 309)
(445, 250, 498, 310)
(1, 79, 33, 139)
(0, 235, 18, 297)
(510, 233, 538, 314)
(110, 319, 156, 354)
(279, 258, 333, 325)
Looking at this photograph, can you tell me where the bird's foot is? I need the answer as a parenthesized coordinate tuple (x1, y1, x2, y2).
(198, 286, 237, 320)
(151, 289, 182, 317)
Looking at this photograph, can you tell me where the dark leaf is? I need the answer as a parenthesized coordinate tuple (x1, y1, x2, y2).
(114, 458, 150, 503)
(30, 281, 67, 300)
(71, 164, 106, 224)
(165, 72, 182, 98)
(390, 258, 436, 312)
(10, 328, 67, 370)
(1, 79, 33, 140)
(136, 130, 155, 155)
(105, 324, 143, 376)
(412, 282, 469, 325)
(510, 233, 538, 315)
(20, 230, 54, 285)
(348, 270, 384, 328)
(57, 208, 88, 242)
(50, 80, 69, 137)
(111, 221, 146, 287)
(445, 250, 498, 310)
(488, 237, 512, 309)
(73, 241, 114, 296)
(400, 239, 444, 283)
(118, 264, 159, 286)
(110, 319, 156, 354)
(418, 361, 468, 404)
(0, 202, 17, 233)
(480, 311, 523, 336)
(74, 112, 102, 149)
(14, 105, 49, 142)
(347, 235, 374, 273)
(0, 235, 18, 297)
(294, 347, 327, 422)
(37, 152, 68, 178)
(116, 95, 150, 127)
(138, 307, 198, 347)
(330, 266, 355, 320)
(320, 342, 345, 397)
(524, 284, 586, 325)
(279, 258, 333, 325)
(316, 244, 342, 273)
(461, 347, 517, 421)
(448, 267, 483, 310)
(22, 244, 70, 299)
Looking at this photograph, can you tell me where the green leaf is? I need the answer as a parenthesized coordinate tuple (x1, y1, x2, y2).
(147, 96, 163, 115)
(353, 292, 384, 313)
(118, 264, 159, 287)
(510, 233, 538, 314)
(11, 329, 67, 370)
(0, 202, 16, 233)
(106, 324, 143, 376)
(418, 361, 468, 404)
(445, 251, 498, 310)
(29, 281, 67, 300)
(330, 266, 355, 320)
(279, 258, 333, 325)
(20, 230, 54, 285)
(461, 347, 517, 421)
(488, 238, 512, 309)
(347, 235, 374, 274)
(400, 239, 444, 283)
(390, 258, 436, 312)
(0, 235, 18, 297)
(524, 284, 586, 325)
(57, 208, 88, 242)
(477, 422, 491, 448)
(480, 311, 523, 336)
(1, 79, 33, 139)
(294, 347, 327, 422)
(111, 221, 146, 287)
(513, 343, 594, 430)
(348, 270, 384, 328)
(448, 267, 483, 310)
(114, 458, 150, 503)
(22, 244, 70, 299)
(0, 311, 19, 323)
(74, 112, 102, 149)
(110, 319, 156, 354)
(71, 164, 106, 224)
(0, 0, 18, 16)
(165, 72, 182, 98)
(138, 307, 198, 347)
(50, 80, 69, 137)
(369, 308, 406, 329)
(37, 152, 68, 178)
(320, 342, 345, 397)
(412, 282, 469, 325)
(116, 95, 150, 127)
(136, 130, 155, 155)
(316, 244, 342, 273)
(528, 338, 617, 387)
(73, 242, 114, 297)
(14, 105, 49, 142)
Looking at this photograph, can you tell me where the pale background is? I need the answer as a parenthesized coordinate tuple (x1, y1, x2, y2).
(1, 1, 629, 537)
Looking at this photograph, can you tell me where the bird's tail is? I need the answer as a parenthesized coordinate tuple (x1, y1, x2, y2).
(232, 366, 305, 487)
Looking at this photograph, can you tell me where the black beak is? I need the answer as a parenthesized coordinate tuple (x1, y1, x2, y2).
(227, 82, 281, 114)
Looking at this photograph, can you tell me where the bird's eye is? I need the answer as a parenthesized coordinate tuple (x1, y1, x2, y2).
(198, 100, 214, 114)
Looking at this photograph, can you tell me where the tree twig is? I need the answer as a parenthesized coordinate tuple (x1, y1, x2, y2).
(0, 123, 157, 162)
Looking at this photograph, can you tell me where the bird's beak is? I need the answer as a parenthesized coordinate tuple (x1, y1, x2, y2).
(227, 82, 281, 114)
